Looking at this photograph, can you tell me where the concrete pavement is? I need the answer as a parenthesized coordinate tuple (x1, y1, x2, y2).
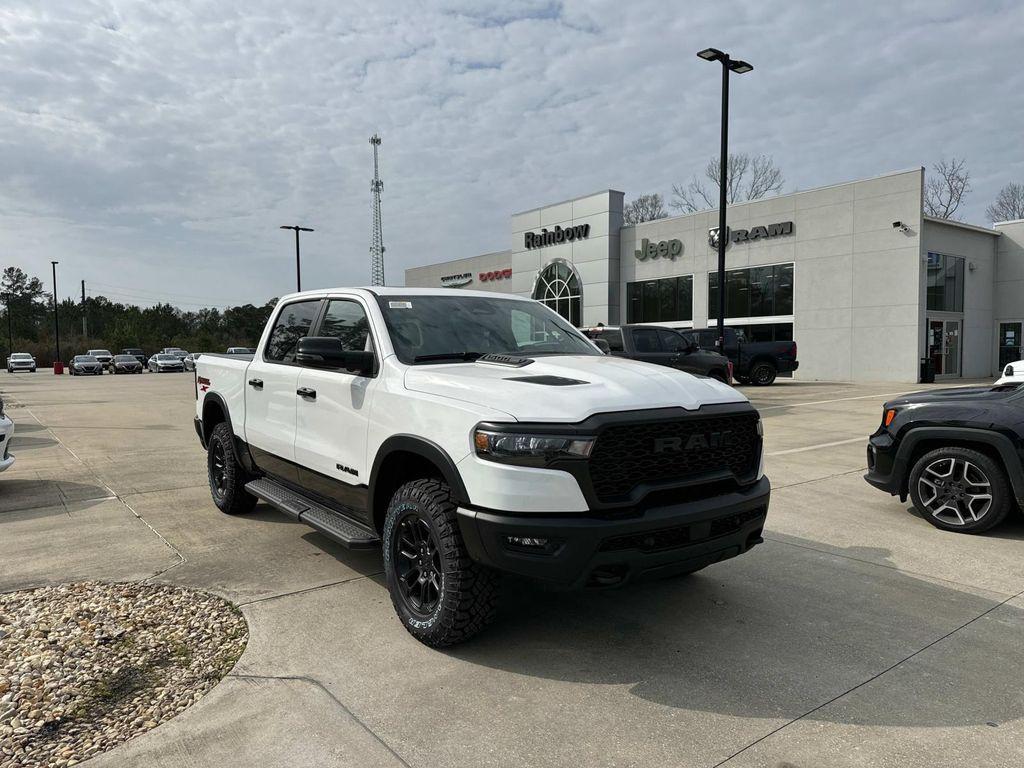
(1, 370, 1022, 767)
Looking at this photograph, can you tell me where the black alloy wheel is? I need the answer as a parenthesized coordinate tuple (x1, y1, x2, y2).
(206, 421, 257, 515)
(749, 362, 777, 386)
(392, 513, 443, 617)
(908, 447, 1011, 533)
(383, 479, 499, 647)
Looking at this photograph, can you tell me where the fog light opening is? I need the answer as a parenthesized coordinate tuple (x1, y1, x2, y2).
(503, 535, 563, 555)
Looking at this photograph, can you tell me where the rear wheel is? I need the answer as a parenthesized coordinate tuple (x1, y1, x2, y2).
(207, 422, 257, 515)
(749, 362, 777, 386)
(908, 447, 1011, 533)
(383, 479, 499, 647)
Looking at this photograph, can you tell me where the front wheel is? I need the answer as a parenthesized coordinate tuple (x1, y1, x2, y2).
(207, 422, 257, 515)
(383, 479, 499, 647)
(749, 362, 777, 386)
(908, 447, 1011, 533)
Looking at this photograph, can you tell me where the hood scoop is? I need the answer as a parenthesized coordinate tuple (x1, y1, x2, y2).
(477, 353, 534, 368)
(504, 375, 588, 386)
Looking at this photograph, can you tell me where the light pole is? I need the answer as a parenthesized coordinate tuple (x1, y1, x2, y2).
(4, 292, 12, 358)
(280, 225, 314, 292)
(697, 47, 753, 351)
(51, 260, 61, 366)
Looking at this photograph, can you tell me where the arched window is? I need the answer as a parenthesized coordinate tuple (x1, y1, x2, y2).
(532, 261, 582, 326)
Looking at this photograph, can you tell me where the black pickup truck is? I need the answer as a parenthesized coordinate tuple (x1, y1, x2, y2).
(582, 325, 733, 383)
(678, 327, 798, 386)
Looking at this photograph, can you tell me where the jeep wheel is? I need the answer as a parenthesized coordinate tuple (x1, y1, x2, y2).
(383, 479, 499, 647)
(207, 422, 257, 515)
(749, 362, 777, 386)
(908, 447, 1011, 533)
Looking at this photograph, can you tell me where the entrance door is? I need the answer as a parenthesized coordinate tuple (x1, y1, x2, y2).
(928, 319, 961, 378)
(998, 322, 1023, 368)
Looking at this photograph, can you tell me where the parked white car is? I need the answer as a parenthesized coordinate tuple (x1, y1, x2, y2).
(6, 352, 36, 373)
(995, 360, 1024, 386)
(0, 396, 14, 472)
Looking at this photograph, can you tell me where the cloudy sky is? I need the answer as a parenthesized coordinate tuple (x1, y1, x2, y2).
(2, 0, 1022, 308)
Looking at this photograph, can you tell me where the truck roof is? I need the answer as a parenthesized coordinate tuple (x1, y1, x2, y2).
(275, 287, 535, 302)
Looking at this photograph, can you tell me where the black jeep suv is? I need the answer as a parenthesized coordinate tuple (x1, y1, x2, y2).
(865, 384, 1024, 533)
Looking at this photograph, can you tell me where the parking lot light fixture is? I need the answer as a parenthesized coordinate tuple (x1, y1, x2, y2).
(51, 261, 60, 365)
(697, 47, 753, 353)
(280, 225, 314, 293)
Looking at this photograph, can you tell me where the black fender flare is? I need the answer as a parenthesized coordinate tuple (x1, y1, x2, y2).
(895, 426, 1024, 503)
(199, 393, 257, 474)
(368, 435, 469, 513)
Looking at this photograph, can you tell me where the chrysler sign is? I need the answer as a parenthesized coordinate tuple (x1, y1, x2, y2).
(709, 221, 794, 249)
(524, 224, 590, 249)
(441, 272, 473, 288)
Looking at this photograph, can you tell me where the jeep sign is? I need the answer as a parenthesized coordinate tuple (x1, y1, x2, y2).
(634, 238, 683, 261)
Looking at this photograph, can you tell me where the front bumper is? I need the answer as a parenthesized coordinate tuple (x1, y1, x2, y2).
(0, 415, 14, 471)
(863, 431, 903, 497)
(457, 476, 770, 588)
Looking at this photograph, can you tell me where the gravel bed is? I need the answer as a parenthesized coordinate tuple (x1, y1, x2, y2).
(0, 582, 247, 767)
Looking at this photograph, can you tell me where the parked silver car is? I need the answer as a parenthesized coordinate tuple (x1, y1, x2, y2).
(184, 353, 203, 372)
(87, 348, 114, 366)
(148, 353, 185, 373)
(6, 353, 36, 373)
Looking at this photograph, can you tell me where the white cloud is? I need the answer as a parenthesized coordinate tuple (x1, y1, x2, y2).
(0, 0, 1022, 305)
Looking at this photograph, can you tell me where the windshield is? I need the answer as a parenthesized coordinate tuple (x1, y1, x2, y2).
(11, 354, 31, 360)
(114, 355, 137, 362)
(157, 354, 180, 361)
(88, 350, 111, 356)
(76, 356, 98, 363)
(375, 295, 600, 365)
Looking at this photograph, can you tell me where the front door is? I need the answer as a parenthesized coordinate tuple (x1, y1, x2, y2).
(294, 297, 379, 523)
(928, 318, 962, 378)
(998, 321, 1023, 369)
(244, 298, 323, 483)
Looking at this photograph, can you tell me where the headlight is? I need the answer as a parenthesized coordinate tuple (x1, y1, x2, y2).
(473, 429, 595, 464)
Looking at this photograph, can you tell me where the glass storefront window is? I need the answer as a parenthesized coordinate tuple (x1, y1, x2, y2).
(533, 261, 582, 326)
(926, 252, 964, 313)
(709, 263, 794, 319)
(626, 275, 694, 323)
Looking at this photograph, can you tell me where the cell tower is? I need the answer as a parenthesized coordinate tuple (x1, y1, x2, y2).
(369, 134, 385, 286)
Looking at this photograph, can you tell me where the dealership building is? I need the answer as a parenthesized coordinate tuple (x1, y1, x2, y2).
(405, 168, 1024, 382)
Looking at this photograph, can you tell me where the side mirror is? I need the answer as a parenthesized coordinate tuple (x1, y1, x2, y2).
(296, 337, 375, 375)
(592, 338, 611, 355)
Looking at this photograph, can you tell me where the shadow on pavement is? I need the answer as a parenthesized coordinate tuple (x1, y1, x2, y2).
(443, 537, 1024, 729)
(0, 479, 112, 514)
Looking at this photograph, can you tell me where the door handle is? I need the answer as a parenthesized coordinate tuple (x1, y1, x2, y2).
(296, 387, 317, 399)
(248, 378, 263, 389)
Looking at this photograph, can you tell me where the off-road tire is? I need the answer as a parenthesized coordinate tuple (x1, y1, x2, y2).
(383, 478, 499, 647)
(207, 422, 257, 515)
(908, 446, 1011, 534)
(749, 362, 777, 386)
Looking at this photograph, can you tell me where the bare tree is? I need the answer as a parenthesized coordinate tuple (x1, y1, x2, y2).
(986, 182, 1024, 223)
(623, 193, 668, 225)
(670, 153, 784, 213)
(923, 158, 970, 220)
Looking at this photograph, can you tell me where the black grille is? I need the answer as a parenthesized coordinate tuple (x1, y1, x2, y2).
(587, 411, 761, 501)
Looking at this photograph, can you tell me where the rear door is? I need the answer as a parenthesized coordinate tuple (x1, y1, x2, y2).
(243, 298, 323, 484)
(294, 297, 379, 522)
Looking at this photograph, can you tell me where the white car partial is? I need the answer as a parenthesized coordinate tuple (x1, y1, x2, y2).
(995, 360, 1024, 386)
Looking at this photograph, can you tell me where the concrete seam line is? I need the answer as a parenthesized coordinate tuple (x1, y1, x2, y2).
(713, 586, 1024, 767)
(15, 402, 188, 574)
(761, 534, 1018, 599)
(228, 673, 413, 768)
(766, 436, 867, 456)
(237, 571, 384, 607)
(773, 466, 867, 490)
(759, 391, 914, 410)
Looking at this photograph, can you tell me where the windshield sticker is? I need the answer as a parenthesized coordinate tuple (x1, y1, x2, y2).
(389, 301, 412, 309)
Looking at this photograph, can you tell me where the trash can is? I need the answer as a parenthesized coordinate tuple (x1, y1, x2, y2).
(919, 358, 935, 384)
(53, 361, 63, 375)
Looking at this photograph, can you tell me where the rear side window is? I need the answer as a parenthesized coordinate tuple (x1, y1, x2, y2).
(598, 329, 624, 352)
(319, 300, 372, 352)
(264, 300, 321, 363)
(632, 328, 661, 353)
(657, 329, 684, 352)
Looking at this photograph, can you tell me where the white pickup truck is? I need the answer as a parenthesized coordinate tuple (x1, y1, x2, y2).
(194, 288, 770, 646)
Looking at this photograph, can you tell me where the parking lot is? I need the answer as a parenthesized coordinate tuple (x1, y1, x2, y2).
(2, 371, 1023, 768)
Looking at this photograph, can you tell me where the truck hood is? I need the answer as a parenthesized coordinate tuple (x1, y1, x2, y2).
(403, 355, 748, 422)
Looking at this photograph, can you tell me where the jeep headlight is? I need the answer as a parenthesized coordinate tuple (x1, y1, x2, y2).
(473, 429, 595, 463)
